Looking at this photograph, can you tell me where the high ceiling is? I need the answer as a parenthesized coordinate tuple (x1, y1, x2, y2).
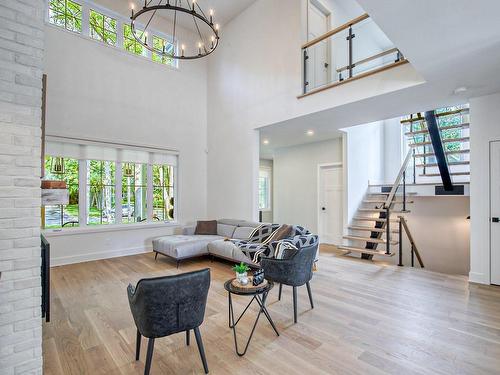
(260, 0, 500, 159)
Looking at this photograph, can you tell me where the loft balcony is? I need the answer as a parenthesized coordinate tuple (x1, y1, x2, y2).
(299, 13, 408, 98)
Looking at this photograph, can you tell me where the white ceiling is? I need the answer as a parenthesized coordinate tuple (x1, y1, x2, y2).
(260, 0, 500, 159)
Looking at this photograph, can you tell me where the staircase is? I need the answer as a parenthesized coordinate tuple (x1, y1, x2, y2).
(402, 105, 470, 184)
(339, 150, 420, 261)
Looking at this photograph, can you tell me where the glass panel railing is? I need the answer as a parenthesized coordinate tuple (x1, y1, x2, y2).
(301, 14, 405, 96)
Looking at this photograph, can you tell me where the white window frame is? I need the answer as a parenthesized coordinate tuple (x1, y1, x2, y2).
(258, 167, 272, 212)
(45, 0, 178, 69)
(42, 140, 179, 235)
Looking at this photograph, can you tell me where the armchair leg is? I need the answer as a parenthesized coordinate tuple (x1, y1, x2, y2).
(186, 330, 190, 346)
(194, 327, 209, 374)
(293, 286, 298, 324)
(135, 329, 141, 361)
(278, 283, 282, 301)
(306, 281, 314, 309)
(144, 338, 155, 375)
(154, 252, 158, 261)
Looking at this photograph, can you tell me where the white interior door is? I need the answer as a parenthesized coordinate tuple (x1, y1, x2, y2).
(318, 164, 343, 245)
(491, 141, 500, 285)
(307, 1, 330, 89)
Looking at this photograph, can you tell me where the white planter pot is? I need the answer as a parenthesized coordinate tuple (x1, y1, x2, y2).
(236, 272, 249, 285)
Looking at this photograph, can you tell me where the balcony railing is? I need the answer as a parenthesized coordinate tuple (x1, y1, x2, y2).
(300, 13, 407, 97)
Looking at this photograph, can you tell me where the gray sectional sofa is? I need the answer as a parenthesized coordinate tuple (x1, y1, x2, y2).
(152, 219, 263, 267)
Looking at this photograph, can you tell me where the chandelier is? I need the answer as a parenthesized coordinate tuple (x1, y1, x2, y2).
(130, 0, 220, 60)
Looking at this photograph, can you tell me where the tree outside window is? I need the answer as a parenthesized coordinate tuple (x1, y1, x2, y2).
(87, 160, 115, 225)
(152, 165, 174, 221)
(122, 163, 147, 223)
(123, 24, 146, 56)
(44, 156, 79, 228)
(89, 9, 117, 46)
(152, 36, 174, 66)
(48, 0, 82, 33)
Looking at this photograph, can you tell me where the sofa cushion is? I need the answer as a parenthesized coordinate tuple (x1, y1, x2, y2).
(208, 239, 258, 265)
(153, 235, 223, 259)
(232, 226, 255, 240)
(217, 223, 236, 238)
(195, 220, 217, 235)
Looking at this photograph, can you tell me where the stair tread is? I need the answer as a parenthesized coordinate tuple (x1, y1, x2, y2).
(353, 216, 401, 222)
(338, 245, 396, 257)
(343, 235, 398, 245)
(416, 161, 470, 167)
(405, 122, 470, 136)
(348, 225, 400, 233)
(413, 149, 470, 158)
(420, 172, 470, 177)
(363, 199, 414, 204)
(358, 208, 407, 213)
(410, 136, 470, 147)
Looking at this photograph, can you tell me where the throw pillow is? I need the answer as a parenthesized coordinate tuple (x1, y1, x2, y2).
(247, 224, 280, 243)
(274, 241, 299, 260)
(262, 224, 293, 245)
(194, 220, 217, 235)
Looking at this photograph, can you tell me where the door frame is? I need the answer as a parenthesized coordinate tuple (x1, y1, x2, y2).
(317, 162, 343, 245)
(490, 140, 500, 285)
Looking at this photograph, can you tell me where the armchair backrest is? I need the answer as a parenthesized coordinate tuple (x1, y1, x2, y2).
(128, 268, 210, 338)
(289, 243, 317, 285)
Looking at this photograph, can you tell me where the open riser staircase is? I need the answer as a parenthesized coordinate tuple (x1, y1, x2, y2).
(402, 105, 470, 184)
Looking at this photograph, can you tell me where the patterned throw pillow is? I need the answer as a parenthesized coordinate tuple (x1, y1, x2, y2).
(274, 241, 299, 260)
(262, 224, 292, 245)
(247, 224, 280, 243)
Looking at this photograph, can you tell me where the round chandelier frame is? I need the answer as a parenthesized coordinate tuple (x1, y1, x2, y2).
(130, 1, 220, 60)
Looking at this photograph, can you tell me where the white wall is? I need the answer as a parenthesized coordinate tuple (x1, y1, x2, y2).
(207, 0, 423, 222)
(343, 121, 385, 222)
(43, 23, 208, 263)
(382, 117, 403, 183)
(273, 138, 342, 232)
(469, 91, 500, 284)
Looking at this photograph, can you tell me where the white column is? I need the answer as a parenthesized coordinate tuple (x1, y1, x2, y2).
(81, 2, 90, 37)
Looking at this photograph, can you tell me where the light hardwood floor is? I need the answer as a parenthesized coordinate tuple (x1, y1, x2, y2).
(43, 246, 500, 375)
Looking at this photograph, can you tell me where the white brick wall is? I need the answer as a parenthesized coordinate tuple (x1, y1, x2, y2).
(0, 0, 44, 374)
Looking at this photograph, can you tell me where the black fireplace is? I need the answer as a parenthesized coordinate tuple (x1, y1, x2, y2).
(41, 235, 50, 322)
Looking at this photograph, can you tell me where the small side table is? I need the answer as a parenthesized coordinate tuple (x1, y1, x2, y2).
(224, 278, 279, 356)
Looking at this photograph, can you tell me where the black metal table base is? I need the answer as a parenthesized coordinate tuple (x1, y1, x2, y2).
(228, 291, 279, 356)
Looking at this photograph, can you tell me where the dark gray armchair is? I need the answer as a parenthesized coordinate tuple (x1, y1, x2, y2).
(127, 268, 210, 375)
(260, 243, 317, 323)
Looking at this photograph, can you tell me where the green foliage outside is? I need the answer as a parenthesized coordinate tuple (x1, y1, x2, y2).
(49, 0, 82, 33)
(124, 24, 145, 56)
(152, 36, 174, 65)
(89, 9, 117, 45)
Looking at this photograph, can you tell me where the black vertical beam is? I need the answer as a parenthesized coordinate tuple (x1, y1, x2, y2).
(347, 26, 355, 78)
(424, 111, 453, 191)
(303, 49, 308, 94)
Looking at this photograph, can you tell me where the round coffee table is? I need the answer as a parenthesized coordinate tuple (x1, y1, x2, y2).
(224, 278, 279, 356)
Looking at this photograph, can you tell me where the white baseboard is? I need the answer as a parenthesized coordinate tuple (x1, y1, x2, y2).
(51, 246, 153, 267)
(468, 271, 488, 285)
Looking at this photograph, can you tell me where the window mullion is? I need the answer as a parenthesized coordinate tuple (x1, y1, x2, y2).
(79, 159, 88, 227)
(81, 1, 90, 36)
(147, 163, 153, 222)
(115, 162, 123, 224)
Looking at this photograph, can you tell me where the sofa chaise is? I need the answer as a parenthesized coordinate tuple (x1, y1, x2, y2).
(152, 219, 318, 267)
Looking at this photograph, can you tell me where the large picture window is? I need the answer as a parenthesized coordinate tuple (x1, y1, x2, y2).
(87, 160, 115, 225)
(152, 164, 175, 221)
(89, 9, 117, 46)
(44, 156, 80, 228)
(122, 163, 148, 223)
(48, 0, 82, 33)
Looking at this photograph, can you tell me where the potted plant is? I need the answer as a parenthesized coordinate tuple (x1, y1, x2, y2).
(233, 262, 250, 285)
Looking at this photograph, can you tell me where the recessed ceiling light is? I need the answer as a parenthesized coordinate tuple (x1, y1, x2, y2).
(263, 139, 269, 145)
(307, 130, 315, 136)
(454, 86, 467, 94)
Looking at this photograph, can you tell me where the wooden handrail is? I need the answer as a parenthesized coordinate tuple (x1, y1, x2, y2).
(302, 13, 369, 50)
(336, 48, 398, 73)
(384, 149, 413, 209)
(398, 216, 424, 268)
